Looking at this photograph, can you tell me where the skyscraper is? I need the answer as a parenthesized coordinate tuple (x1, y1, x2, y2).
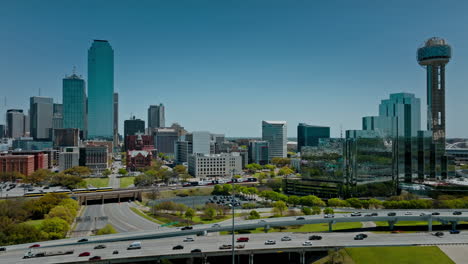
(53, 103, 63, 129)
(297, 123, 330, 152)
(124, 117, 145, 138)
(6, 109, 25, 138)
(63, 73, 87, 138)
(30, 96, 53, 140)
(113, 92, 119, 144)
(148, 104, 165, 132)
(262, 121, 287, 158)
(87, 40, 114, 140)
(417, 37, 452, 179)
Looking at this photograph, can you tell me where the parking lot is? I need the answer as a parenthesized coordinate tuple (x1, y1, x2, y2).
(0, 182, 64, 198)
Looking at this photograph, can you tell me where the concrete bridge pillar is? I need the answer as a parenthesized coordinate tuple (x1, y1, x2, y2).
(264, 224, 270, 233)
(388, 220, 396, 231)
(329, 222, 333, 232)
(202, 256, 208, 264)
(300, 251, 306, 264)
(118, 193, 120, 203)
(451, 221, 458, 231)
(101, 195, 104, 204)
(249, 253, 254, 264)
(428, 216, 433, 232)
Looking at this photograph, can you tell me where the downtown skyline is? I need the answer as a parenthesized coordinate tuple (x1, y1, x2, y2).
(1, 1, 468, 138)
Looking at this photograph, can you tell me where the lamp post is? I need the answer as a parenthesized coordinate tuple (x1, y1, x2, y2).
(231, 168, 236, 264)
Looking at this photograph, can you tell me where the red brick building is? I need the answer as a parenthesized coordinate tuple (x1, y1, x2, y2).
(11, 151, 48, 171)
(0, 155, 35, 176)
(126, 134, 154, 171)
(125, 134, 153, 151)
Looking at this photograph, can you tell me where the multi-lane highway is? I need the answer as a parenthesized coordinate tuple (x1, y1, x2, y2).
(1, 231, 467, 264)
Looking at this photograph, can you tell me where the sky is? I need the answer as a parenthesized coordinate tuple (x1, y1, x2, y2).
(1, 0, 467, 138)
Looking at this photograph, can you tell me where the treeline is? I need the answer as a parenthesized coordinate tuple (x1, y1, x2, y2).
(0, 193, 79, 245)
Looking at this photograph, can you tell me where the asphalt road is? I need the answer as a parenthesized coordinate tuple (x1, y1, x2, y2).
(1, 231, 466, 264)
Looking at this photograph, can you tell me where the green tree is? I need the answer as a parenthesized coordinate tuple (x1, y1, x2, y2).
(23, 169, 50, 185)
(50, 173, 85, 190)
(63, 166, 91, 177)
(174, 165, 187, 175)
(0, 171, 24, 182)
(96, 224, 117, 235)
(248, 210, 260, 220)
(323, 207, 334, 215)
(266, 177, 283, 192)
(40, 217, 70, 239)
(301, 206, 312, 215)
(287, 195, 300, 207)
(46, 205, 74, 223)
(263, 164, 276, 171)
(185, 208, 195, 221)
(299, 195, 325, 207)
(278, 166, 294, 176)
(6, 223, 44, 245)
(271, 157, 291, 167)
(272, 200, 288, 216)
(327, 198, 347, 207)
(118, 168, 128, 176)
(222, 184, 233, 195)
(367, 198, 383, 209)
(134, 174, 154, 187)
(246, 163, 263, 172)
(312, 206, 321, 215)
(203, 207, 217, 220)
(102, 169, 111, 177)
(346, 198, 363, 209)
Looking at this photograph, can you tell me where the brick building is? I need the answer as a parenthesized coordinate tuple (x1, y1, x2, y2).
(0, 155, 35, 176)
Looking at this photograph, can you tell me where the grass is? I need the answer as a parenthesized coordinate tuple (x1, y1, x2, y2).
(375, 221, 441, 227)
(96, 224, 118, 235)
(120, 177, 135, 188)
(313, 249, 355, 264)
(220, 222, 362, 235)
(24, 219, 44, 229)
(150, 187, 214, 199)
(345, 246, 455, 264)
(84, 177, 110, 188)
(129, 207, 165, 225)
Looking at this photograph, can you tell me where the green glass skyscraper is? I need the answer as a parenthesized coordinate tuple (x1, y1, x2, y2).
(63, 73, 86, 138)
(88, 40, 114, 140)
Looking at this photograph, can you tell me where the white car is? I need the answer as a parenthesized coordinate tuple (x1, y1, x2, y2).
(265, 240, 276, 245)
(324, 214, 335, 218)
(183, 237, 194, 242)
(281, 236, 292, 241)
(404, 212, 412, 215)
(302, 241, 313, 246)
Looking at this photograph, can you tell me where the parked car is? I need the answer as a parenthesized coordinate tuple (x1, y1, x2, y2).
(371, 212, 378, 216)
(387, 212, 396, 216)
(191, 249, 202, 253)
(127, 241, 141, 250)
(183, 237, 194, 242)
(453, 211, 462, 215)
(219, 244, 232, 249)
(302, 241, 313, 246)
(351, 212, 361, 217)
(173, 245, 184, 250)
(77, 238, 88, 243)
(265, 240, 276, 245)
(237, 237, 249, 242)
(29, 244, 40, 248)
(0, 247, 5, 251)
(309, 235, 322, 240)
(281, 236, 292, 241)
(94, 245, 106, 249)
(181, 226, 193, 230)
(78, 252, 90, 257)
(296, 217, 305, 220)
(450, 230, 460, 234)
(89, 256, 102, 261)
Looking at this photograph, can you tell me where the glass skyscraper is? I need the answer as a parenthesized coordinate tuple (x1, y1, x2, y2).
(148, 104, 165, 132)
(297, 123, 330, 152)
(63, 74, 86, 138)
(262, 121, 287, 158)
(30, 96, 53, 140)
(87, 40, 114, 140)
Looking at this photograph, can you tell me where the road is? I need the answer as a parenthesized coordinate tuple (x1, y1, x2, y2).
(1, 231, 466, 264)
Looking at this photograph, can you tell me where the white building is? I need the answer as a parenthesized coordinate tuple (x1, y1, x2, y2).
(58, 147, 79, 171)
(188, 152, 242, 178)
(262, 121, 287, 158)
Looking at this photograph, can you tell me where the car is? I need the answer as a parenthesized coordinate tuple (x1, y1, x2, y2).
(404, 212, 412, 215)
(434, 232, 444, 237)
(78, 252, 91, 257)
(77, 238, 88, 243)
(354, 233, 368, 240)
(432, 212, 440, 215)
(365, 214, 373, 217)
(212, 224, 221, 228)
(237, 237, 249, 242)
(235, 244, 245, 249)
(450, 230, 460, 234)
(387, 212, 396, 216)
(0, 247, 5, 251)
(191, 249, 202, 253)
(89, 256, 102, 261)
(181, 226, 193, 230)
(302, 241, 313, 246)
(43, 186, 50, 189)
(29, 244, 40, 248)
(219, 244, 232, 249)
(296, 217, 305, 220)
(183, 237, 194, 242)
(113, 250, 119, 254)
(453, 211, 462, 215)
(94, 244, 106, 249)
(309, 235, 322, 240)
(371, 212, 378, 216)
(173, 245, 184, 250)
(324, 214, 334, 218)
(420, 213, 427, 216)
(127, 241, 141, 250)
(265, 240, 276, 245)
(351, 212, 361, 217)
(281, 236, 292, 241)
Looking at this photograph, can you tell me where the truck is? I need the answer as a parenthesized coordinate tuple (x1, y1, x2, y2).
(23, 249, 74, 259)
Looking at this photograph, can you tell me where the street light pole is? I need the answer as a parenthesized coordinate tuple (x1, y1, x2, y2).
(231, 168, 235, 264)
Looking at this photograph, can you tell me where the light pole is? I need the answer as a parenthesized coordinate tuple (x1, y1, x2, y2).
(231, 168, 236, 264)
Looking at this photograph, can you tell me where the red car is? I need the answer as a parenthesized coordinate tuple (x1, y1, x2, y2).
(29, 244, 40, 248)
(89, 256, 102, 261)
(79, 252, 91, 257)
(236, 237, 249, 242)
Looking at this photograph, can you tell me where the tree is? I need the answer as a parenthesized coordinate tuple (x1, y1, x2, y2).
(203, 207, 217, 220)
(0, 171, 24, 182)
(299, 195, 326, 207)
(46, 206, 74, 223)
(312, 206, 321, 215)
(323, 208, 334, 215)
(102, 169, 111, 177)
(96, 224, 117, 235)
(278, 166, 294, 176)
(174, 165, 187, 175)
(263, 164, 276, 171)
(63, 166, 91, 177)
(40, 217, 70, 239)
(327, 198, 347, 207)
(248, 210, 260, 220)
(50, 173, 85, 190)
(134, 174, 154, 187)
(287, 195, 300, 207)
(266, 177, 283, 192)
(23, 169, 50, 184)
(118, 168, 128, 176)
(222, 184, 233, 195)
(346, 198, 363, 209)
(271, 157, 291, 167)
(302, 206, 312, 215)
(185, 208, 195, 221)
(272, 200, 287, 216)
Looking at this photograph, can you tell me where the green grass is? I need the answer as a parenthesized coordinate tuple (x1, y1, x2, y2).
(220, 222, 362, 235)
(120, 177, 135, 188)
(345, 246, 455, 264)
(129, 207, 165, 225)
(375, 221, 441, 227)
(24, 219, 44, 229)
(84, 177, 110, 188)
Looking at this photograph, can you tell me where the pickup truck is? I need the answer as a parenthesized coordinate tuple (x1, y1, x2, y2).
(23, 249, 74, 259)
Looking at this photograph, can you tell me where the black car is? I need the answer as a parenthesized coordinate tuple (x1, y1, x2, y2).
(354, 235, 364, 240)
(191, 249, 202, 253)
(77, 238, 88, 243)
(309, 235, 322, 240)
(113, 250, 119, 254)
(181, 226, 193, 230)
(434, 232, 444, 237)
(0, 247, 5, 251)
(173, 245, 184, 250)
(371, 213, 378, 216)
(387, 212, 396, 216)
(450, 230, 460, 234)
(94, 245, 106, 249)
(453, 211, 462, 215)
(296, 217, 305, 220)
(432, 212, 440, 216)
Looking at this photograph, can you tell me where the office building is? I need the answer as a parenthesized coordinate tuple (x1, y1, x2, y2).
(87, 40, 114, 140)
(153, 128, 178, 154)
(24, 115, 30, 137)
(0, 125, 5, 138)
(248, 141, 269, 165)
(53, 103, 63, 129)
(30, 96, 53, 140)
(188, 152, 242, 178)
(113, 92, 119, 145)
(262, 121, 287, 158)
(6, 109, 25, 138)
(187, 131, 211, 154)
(175, 140, 191, 164)
(124, 117, 145, 150)
(12, 137, 53, 151)
(0, 155, 35, 176)
(297, 123, 330, 152)
(79, 145, 108, 173)
(53, 128, 79, 147)
(63, 73, 87, 138)
(170, 123, 187, 137)
(59, 147, 79, 171)
(148, 104, 165, 132)
(417, 37, 452, 179)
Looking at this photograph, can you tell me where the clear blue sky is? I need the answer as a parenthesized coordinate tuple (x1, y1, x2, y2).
(1, 0, 467, 138)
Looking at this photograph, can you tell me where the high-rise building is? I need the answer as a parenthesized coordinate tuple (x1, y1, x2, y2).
(153, 128, 178, 154)
(248, 141, 269, 165)
(63, 73, 87, 138)
(53, 103, 63, 129)
(87, 40, 114, 140)
(417, 37, 452, 179)
(6, 109, 25, 138)
(58, 147, 79, 171)
(297, 123, 330, 152)
(124, 117, 145, 138)
(113, 92, 119, 145)
(187, 131, 210, 155)
(0, 125, 5, 138)
(148, 104, 165, 132)
(53, 128, 79, 147)
(30, 96, 53, 140)
(262, 121, 287, 158)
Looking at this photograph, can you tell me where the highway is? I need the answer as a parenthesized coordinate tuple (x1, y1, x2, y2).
(1, 231, 467, 264)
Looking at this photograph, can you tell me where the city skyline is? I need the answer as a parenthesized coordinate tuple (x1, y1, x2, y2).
(1, 1, 468, 138)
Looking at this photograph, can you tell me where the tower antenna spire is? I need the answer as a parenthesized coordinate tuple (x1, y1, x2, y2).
(72, 66, 76, 75)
